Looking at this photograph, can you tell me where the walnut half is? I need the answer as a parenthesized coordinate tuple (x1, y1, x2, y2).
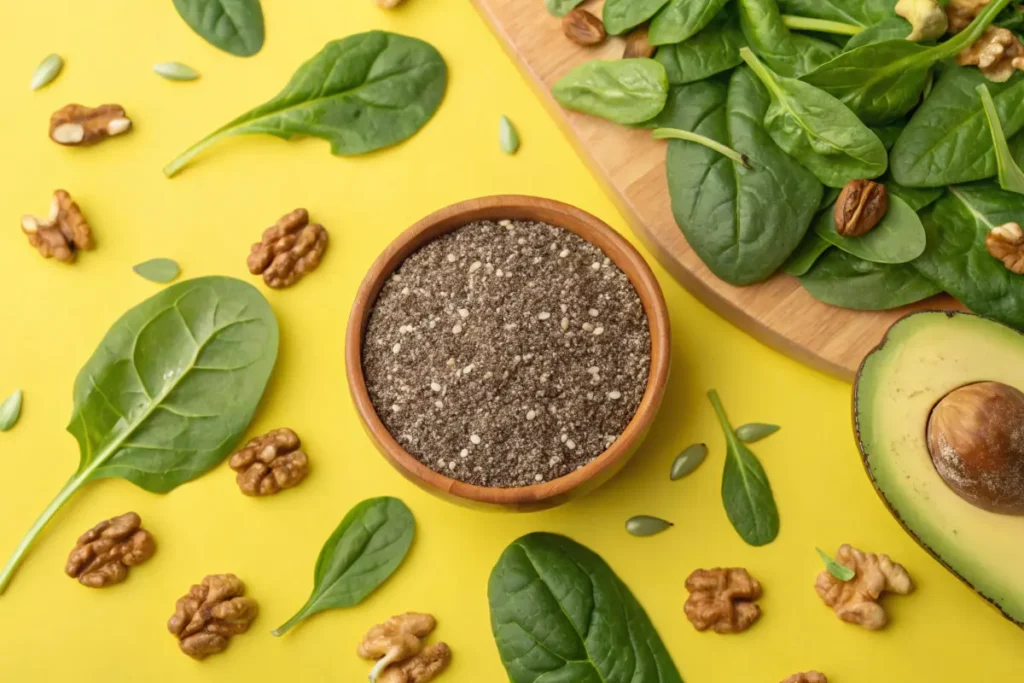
(380, 643, 451, 683)
(683, 567, 762, 633)
(21, 190, 94, 263)
(167, 574, 258, 660)
(815, 544, 913, 630)
(65, 512, 155, 588)
(359, 613, 447, 683)
(247, 208, 329, 289)
(49, 104, 131, 146)
(957, 26, 1024, 82)
(228, 428, 310, 496)
(986, 222, 1024, 274)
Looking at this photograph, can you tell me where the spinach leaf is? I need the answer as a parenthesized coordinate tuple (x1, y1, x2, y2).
(489, 532, 684, 683)
(737, 0, 841, 77)
(164, 32, 448, 177)
(553, 59, 669, 125)
(776, 0, 896, 26)
(649, 0, 730, 45)
(912, 184, 1024, 328)
(545, 0, 586, 17)
(172, 0, 264, 57)
(978, 84, 1024, 195)
(783, 231, 832, 275)
(0, 276, 278, 594)
(0, 389, 22, 432)
(665, 69, 822, 285)
(800, 248, 941, 309)
(133, 258, 180, 284)
(273, 497, 415, 636)
(816, 547, 856, 581)
(872, 123, 906, 151)
(709, 389, 779, 546)
(740, 48, 888, 188)
(655, 13, 745, 85)
(886, 177, 944, 212)
(814, 195, 927, 264)
(801, 0, 1015, 125)
(891, 70, 1024, 187)
(843, 16, 912, 50)
(603, 0, 671, 35)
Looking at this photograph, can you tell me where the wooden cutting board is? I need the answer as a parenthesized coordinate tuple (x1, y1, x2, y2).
(471, 0, 960, 380)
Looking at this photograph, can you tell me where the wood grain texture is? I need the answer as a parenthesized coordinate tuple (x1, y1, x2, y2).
(471, 0, 962, 380)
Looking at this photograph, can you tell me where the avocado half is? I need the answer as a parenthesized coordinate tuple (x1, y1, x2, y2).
(854, 311, 1024, 626)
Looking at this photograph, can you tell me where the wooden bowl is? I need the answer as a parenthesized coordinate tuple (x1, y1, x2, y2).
(345, 195, 671, 511)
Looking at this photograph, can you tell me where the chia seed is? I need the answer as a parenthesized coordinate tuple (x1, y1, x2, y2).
(362, 219, 651, 488)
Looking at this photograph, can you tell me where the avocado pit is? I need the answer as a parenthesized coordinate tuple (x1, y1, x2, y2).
(926, 381, 1024, 515)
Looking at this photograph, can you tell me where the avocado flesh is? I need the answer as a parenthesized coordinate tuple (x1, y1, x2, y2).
(855, 311, 1024, 625)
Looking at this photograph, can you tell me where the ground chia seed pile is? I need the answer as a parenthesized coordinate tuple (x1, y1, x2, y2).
(362, 219, 651, 488)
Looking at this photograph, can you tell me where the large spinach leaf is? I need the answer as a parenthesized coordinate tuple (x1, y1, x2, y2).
(649, 0, 730, 45)
(783, 232, 832, 275)
(886, 177, 945, 212)
(737, 0, 841, 77)
(273, 497, 415, 636)
(553, 59, 669, 125)
(666, 69, 822, 285)
(741, 48, 888, 188)
(801, 0, 1015, 125)
(655, 12, 745, 85)
(604, 0, 672, 35)
(545, 0, 586, 17)
(800, 248, 941, 309)
(172, 0, 264, 57)
(164, 32, 448, 177)
(912, 184, 1024, 328)
(776, 0, 896, 26)
(843, 17, 912, 50)
(489, 533, 683, 683)
(891, 70, 1024, 187)
(0, 277, 278, 594)
(814, 195, 927, 264)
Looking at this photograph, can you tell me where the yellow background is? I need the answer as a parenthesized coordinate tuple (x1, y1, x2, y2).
(0, 1, 1018, 680)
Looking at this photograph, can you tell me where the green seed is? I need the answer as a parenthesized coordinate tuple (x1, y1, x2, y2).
(0, 389, 23, 431)
(499, 115, 520, 155)
(816, 547, 856, 581)
(670, 443, 707, 480)
(133, 258, 181, 283)
(736, 423, 780, 443)
(625, 515, 673, 537)
(30, 54, 63, 91)
(153, 62, 200, 81)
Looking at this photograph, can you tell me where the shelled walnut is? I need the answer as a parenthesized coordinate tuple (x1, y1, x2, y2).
(21, 190, 94, 263)
(65, 512, 155, 588)
(957, 26, 1024, 82)
(228, 428, 309, 496)
(986, 222, 1024, 274)
(247, 208, 328, 288)
(167, 574, 258, 660)
(946, 0, 991, 33)
(359, 613, 451, 683)
(781, 672, 827, 683)
(815, 544, 913, 630)
(379, 644, 452, 683)
(49, 103, 131, 146)
(683, 567, 762, 633)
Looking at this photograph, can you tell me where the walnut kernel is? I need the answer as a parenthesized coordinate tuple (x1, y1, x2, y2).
(781, 673, 828, 683)
(562, 8, 606, 46)
(359, 613, 438, 682)
(21, 190, 94, 263)
(946, 0, 991, 33)
(49, 104, 131, 146)
(834, 180, 888, 237)
(65, 512, 155, 588)
(379, 643, 452, 683)
(683, 567, 762, 633)
(986, 222, 1024, 274)
(247, 208, 329, 289)
(957, 26, 1024, 82)
(623, 26, 655, 59)
(815, 544, 913, 630)
(167, 574, 258, 660)
(228, 428, 309, 496)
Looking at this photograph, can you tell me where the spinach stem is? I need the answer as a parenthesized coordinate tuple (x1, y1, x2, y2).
(653, 128, 753, 169)
(271, 605, 311, 637)
(0, 470, 89, 595)
(977, 84, 1024, 194)
(163, 130, 233, 178)
(781, 15, 863, 36)
(707, 389, 735, 438)
(928, 0, 1013, 61)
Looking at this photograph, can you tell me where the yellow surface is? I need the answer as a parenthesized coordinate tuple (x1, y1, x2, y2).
(0, 1, 1018, 681)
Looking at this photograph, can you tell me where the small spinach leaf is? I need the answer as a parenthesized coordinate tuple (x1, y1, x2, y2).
(273, 497, 415, 636)
(603, 0, 671, 35)
(172, 0, 264, 57)
(978, 84, 1024, 195)
(655, 12, 745, 85)
(740, 48, 888, 188)
(0, 390, 23, 432)
(843, 16, 912, 50)
(737, 0, 841, 77)
(553, 58, 669, 125)
(814, 195, 926, 264)
(817, 547, 856, 581)
(0, 276, 279, 594)
(133, 258, 180, 283)
(783, 231, 832, 276)
(777, 0, 897, 26)
(545, 0, 586, 17)
(164, 32, 447, 177)
(649, 0, 730, 45)
(801, 248, 940, 309)
(912, 184, 1024, 328)
(489, 533, 684, 683)
(709, 389, 780, 546)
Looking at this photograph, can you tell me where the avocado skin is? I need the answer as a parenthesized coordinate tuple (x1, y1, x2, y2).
(853, 310, 1024, 627)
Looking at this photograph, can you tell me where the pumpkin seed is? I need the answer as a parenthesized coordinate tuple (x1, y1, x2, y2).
(0, 389, 23, 431)
(499, 115, 520, 155)
(736, 422, 780, 443)
(670, 443, 707, 480)
(30, 54, 63, 91)
(816, 547, 856, 581)
(625, 515, 673, 537)
(153, 62, 200, 81)
(132, 258, 181, 283)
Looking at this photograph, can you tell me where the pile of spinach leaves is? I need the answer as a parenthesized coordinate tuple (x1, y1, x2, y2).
(550, 0, 1024, 329)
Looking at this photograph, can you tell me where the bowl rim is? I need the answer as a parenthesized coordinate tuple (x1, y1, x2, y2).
(345, 195, 671, 506)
